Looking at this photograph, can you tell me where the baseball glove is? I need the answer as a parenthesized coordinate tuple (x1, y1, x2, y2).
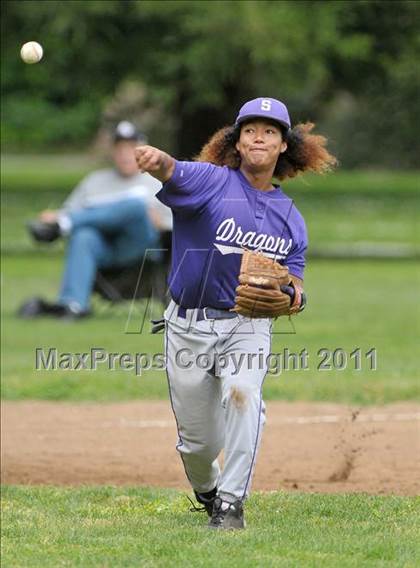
(231, 248, 302, 318)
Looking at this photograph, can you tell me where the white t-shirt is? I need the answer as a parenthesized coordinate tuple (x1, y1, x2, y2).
(61, 168, 173, 231)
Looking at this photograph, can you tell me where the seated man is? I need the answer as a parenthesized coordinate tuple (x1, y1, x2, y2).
(20, 121, 171, 320)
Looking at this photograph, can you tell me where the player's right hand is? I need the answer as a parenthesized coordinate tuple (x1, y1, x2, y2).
(40, 210, 58, 223)
(134, 145, 175, 182)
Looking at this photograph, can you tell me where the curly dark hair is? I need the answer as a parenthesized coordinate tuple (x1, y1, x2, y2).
(195, 122, 337, 181)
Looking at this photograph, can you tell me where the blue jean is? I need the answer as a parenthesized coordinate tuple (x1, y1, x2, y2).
(58, 199, 159, 310)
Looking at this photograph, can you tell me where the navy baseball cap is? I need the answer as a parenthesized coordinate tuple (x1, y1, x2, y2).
(235, 97, 291, 130)
(113, 121, 146, 143)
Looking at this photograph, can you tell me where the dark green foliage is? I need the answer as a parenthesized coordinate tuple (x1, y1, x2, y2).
(1, 1, 419, 163)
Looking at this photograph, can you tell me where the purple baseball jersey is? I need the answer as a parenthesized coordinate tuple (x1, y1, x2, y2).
(157, 160, 307, 309)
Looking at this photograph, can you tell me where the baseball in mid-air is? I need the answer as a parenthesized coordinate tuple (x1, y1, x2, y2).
(20, 41, 43, 64)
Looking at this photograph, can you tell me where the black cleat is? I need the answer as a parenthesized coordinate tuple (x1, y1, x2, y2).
(17, 297, 90, 321)
(17, 297, 56, 318)
(194, 487, 218, 517)
(27, 220, 61, 243)
(208, 497, 245, 530)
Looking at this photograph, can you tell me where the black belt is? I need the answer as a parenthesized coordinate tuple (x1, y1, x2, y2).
(177, 306, 237, 321)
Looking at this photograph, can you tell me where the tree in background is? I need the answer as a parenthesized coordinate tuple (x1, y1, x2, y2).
(1, 0, 419, 168)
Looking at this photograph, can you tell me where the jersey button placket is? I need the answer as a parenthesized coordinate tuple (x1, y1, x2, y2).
(255, 196, 265, 220)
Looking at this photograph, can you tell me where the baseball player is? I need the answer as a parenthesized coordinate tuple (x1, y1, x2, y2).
(135, 97, 336, 529)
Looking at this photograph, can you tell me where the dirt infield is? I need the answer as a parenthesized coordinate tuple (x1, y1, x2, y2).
(2, 401, 419, 495)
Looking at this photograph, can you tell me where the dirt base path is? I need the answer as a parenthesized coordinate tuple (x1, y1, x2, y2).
(2, 401, 419, 495)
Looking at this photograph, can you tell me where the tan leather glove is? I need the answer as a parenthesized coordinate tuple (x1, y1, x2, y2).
(232, 249, 293, 318)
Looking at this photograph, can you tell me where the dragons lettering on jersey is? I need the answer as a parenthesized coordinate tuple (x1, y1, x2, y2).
(214, 217, 292, 259)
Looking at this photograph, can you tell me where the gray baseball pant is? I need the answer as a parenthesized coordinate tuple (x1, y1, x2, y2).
(164, 300, 272, 503)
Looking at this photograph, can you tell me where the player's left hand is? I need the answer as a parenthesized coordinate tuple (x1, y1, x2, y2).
(233, 284, 291, 317)
(232, 248, 304, 318)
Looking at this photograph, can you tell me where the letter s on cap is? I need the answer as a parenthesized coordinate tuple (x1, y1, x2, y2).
(261, 99, 272, 111)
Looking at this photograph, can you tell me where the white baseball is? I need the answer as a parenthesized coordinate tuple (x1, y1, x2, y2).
(20, 42, 43, 64)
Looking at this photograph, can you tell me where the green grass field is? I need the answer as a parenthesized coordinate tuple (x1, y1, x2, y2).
(2, 160, 419, 567)
(2, 487, 419, 567)
(2, 157, 419, 252)
(1, 159, 419, 403)
(2, 254, 419, 404)
(3, 188, 419, 254)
